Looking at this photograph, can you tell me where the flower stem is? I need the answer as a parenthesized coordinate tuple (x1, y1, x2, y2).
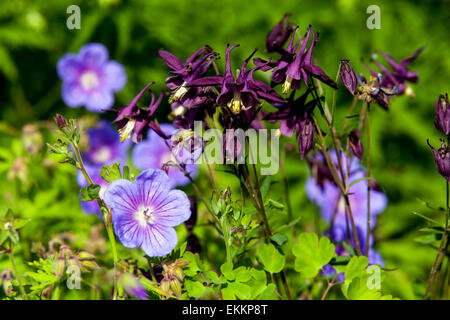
(365, 104, 371, 257)
(425, 174, 449, 299)
(71, 140, 120, 300)
(311, 114, 363, 256)
(8, 240, 28, 300)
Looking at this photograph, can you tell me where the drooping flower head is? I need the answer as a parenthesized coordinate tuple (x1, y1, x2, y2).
(427, 139, 450, 182)
(266, 14, 295, 53)
(132, 124, 198, 187)
(339, 60, 357, 95)
(265, 90, 316, 158)
(111, 82, 167, 143)
(158, 46, 218, 106)
(435, 93, 450, 136)
(77, 120, 131, 216)
(104, 169, 191, 257)
(355, 73, 398, 110)
(57, 43, 126, 112)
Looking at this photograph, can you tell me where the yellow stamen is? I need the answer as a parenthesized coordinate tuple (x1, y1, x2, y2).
(118, 119, 136, 142)
(282, 76, 293, 94)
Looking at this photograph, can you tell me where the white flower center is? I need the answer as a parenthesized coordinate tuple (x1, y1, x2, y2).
(92, 146, 112, 164)
(80, 71, 100, 90)
(135, 205, 156, 227)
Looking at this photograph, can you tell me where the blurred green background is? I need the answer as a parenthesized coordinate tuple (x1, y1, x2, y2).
(0, 0, 449, 299)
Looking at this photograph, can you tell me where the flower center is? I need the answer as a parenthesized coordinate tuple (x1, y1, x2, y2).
(136, 206, 156, 226)
(92, 146, 112, 164)
(227, 92, 245, 114)
(80, 71, 100, 90)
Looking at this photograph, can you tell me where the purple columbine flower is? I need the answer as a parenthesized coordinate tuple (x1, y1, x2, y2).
(435, 93, 450, 136)
(57, 43, 126, 112)
(132, 124, 198, 187)
(339, 60, 357, 95)
(77, 120, 131, 216)
(256, 25, 337, 94)
(427, 139, 450, 182)
(189, 44, 285, 115)
(104, 169, 191, 257)
(355, 73, 398, 110)
(305, 150, 387, 236)
(265, 90, 316, 158)
(158, 46, 218, 106)
(369, 47, 424, 96)
(266, 14, 295, 53)
(112, 82, 167, 143)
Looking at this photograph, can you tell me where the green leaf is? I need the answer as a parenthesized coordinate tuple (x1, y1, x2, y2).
(228, 282, 251, 300)
(292, 232, 335, 278)
(184, 280, 204, 298)
(257, 283, 278, 300)
(206, 271, 225, 285)
(100, 162, 122, 183)
(234, 266, 251, 283)
(220, 262, 235, 281)
(344, 256, 369, 286)
(80, 184, 101, 201)
(256, 243, 285, 273)
(271, 233, 288, 247)
(260, 175, 271, 200)
(273, 216, 301, 233)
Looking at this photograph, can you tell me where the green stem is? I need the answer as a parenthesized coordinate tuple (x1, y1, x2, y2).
(71, 140, 120, 300)
(8, 241, 28, 300)
(365, 106, 371, 257)
(425, 176, 449, 299)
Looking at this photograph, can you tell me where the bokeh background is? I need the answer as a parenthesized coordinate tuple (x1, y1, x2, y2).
(0, 0, 449, 299)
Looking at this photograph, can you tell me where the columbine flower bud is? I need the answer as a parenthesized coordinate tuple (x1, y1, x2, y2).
(339, 60, 357, 95)
(435, 93, 450, 136)
(55, 114, 68, 129)
(349, 130, 364, 160)
(266, 14, 295, 53)
(428, 139, 450, 182)
(297, 116, 314, 159)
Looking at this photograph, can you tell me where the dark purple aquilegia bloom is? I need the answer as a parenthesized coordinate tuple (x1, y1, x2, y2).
(158, 46, 218, 106)
(435, 93, 450, 136)
(265, 90, 316, 158)
(339, 60, 357, 95)
(355, 73, 398, 110)
(427, 139, 450, 182)
(256, 25, 337, 94)
(104, 169, 191, 257)
(189, 44, 285, 115)
(57, 43, 126, 112)
(266, 14, 295, 53)
(112, 82, 167, 143)
(369, 47, 424, 96)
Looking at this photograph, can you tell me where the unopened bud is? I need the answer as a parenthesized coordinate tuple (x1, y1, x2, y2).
(55, 114, 67, 129)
